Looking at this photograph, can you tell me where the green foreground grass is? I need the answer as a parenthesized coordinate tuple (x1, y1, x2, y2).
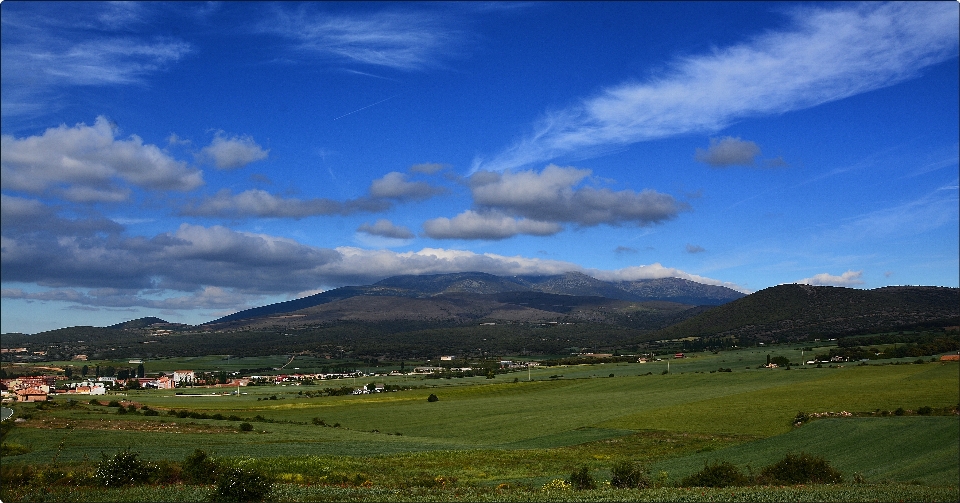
(2, 352, 958, 501)
(4, 484, 959, 503)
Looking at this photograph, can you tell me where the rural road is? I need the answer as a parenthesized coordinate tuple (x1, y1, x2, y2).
(1, 406, 13, 421)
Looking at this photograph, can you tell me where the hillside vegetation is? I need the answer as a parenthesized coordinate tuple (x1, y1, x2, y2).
(652, 284, 959, 342)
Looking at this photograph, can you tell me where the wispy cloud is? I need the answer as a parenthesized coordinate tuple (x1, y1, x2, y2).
(473, 2, 958, 172)
(263, 5, 465, 71)
(1, 4, 191, 117)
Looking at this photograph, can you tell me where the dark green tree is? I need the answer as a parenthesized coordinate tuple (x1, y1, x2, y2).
(81, 365, 89, 377)
(137, 363, 145, 378)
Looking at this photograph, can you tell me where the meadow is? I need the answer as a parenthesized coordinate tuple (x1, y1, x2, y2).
(2, 345, 958, 502)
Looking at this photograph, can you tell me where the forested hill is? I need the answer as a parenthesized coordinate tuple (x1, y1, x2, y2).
(651, 284, 960, 342)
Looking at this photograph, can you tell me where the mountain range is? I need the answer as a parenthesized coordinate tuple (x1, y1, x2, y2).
(208, 272, 745, 327)
(2, 274, 956, 359)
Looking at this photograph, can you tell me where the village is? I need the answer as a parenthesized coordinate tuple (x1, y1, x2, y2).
(0, 357, 547, 403)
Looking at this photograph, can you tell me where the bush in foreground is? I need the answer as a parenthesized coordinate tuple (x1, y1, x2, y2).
(610, 460, 649, 488)
(758, 452, 842, 485)
(210, 466, 273, 502)
(680, 461, 750, 487)
(95, 450, 154, 487)
(569, 466, 596, 490)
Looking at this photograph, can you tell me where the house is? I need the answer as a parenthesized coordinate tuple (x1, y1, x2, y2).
(173, 370, 196, 385)
(674, 353, 685, 359)
(16, 387, 48, 402)
(941, 354, 960, 362)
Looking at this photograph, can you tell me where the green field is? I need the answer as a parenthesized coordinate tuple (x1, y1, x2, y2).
(2, 348, 958, 502)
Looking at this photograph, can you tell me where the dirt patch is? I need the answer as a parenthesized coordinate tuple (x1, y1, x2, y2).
(16, 417, 241, 434)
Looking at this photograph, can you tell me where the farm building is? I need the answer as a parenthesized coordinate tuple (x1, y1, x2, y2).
(16, 387, 48, 402)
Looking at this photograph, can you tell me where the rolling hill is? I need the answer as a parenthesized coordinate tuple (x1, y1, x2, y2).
(651, 283, 960, 342)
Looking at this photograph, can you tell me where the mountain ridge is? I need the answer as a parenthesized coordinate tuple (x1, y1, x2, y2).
(209, 272, 745, 325)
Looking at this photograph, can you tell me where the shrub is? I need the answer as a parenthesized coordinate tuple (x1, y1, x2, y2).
(758, 452, 842, 485)
(793, 411, 810, 426)
(210, 466, 273, 502)
(88, 398, 101, 405)
(239, 422, 253, 432)
(917, 405, 933, 415)
(569, 466, 595, 490)
(894, 407, 905, 416)
(0, 464, 36, 487)
(95, 450, 155, 486)
(183, 449, 220, 484)
(1, 442, 31, 456)
(610, 460, 649, 488)
(427, 393, 439, 402)
(680, 461, 750, 487)
(107, 400, 122, 407)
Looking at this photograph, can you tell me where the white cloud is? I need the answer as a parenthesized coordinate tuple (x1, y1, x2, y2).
(357, 219, 415, 239)
(180, 189, 390, 218)
(470, 165, 689, 227)
(0, 116, 203, 202)
(1, 3, 191, 116)
(422, 210, 561, 240)
(369, 171, 445, 201)
(474, 2, 959, 172)
(264, 6, 464, 71)
(2, 208, 744, 310)
(409, 162, 448, 174)
(795, 270, 864, 287)
(695, 137, 761, 167)
(198, 133, 269, 170)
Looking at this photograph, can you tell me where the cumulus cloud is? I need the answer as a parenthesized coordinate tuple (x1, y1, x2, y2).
(2, 206, 745, 312)
(1, 194, 124, 236)
(183, 171, 444, 218)
(423, 210, 562, 240)
(409, 162, 448, 174)
(795, 270, 864, 287)
(198, 133, 269, 170)
(180, 189, 391, 218)
(686, 244, 706, 254)
(0, 116, 203, 202)
(357, 219, 414, 239)
(470, 165, 689, 227)
(369, 171, 445, 201)
(474, 3, 958, 172)
(695, 137, 760, 167)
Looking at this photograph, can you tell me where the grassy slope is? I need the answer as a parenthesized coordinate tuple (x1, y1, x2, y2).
(652, 416, 960, 486)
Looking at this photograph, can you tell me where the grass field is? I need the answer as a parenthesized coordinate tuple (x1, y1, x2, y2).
(2, 347, 958, 501)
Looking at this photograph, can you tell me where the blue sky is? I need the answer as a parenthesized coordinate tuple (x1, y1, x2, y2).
(2, 1, 958, 334)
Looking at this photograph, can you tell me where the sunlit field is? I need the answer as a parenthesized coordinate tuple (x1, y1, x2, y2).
(2, 344, 957, 502)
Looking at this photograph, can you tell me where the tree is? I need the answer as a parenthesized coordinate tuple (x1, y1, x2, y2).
(81, 365, 89, 377)
(770, 356, 790, 367)
(427, 393, 439, 402)
(64, 366, 74, 378)
(137, 363, 145, 378)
